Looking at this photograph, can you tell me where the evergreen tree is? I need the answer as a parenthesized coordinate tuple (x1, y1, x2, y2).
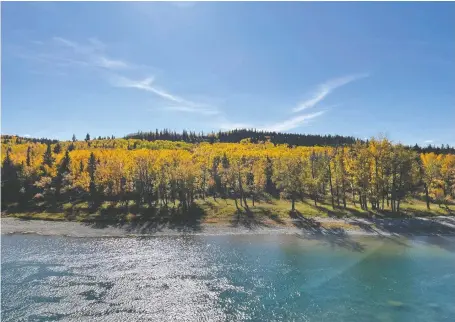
(42, 143, 55, 168)
(88, 152, 98, 204)
(26, 146, 32, 167)
(72, 134, 77, 142)
(85, 133, 91, 142)
(53, 143, 62, 154)
(55, 149, 71, 199)
(1, 148, 22, 204)
(59, 149, 71, 174)
(79, 160, 84, 173)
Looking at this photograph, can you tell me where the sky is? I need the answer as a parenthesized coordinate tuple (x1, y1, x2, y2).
(2, 2, 455, 146)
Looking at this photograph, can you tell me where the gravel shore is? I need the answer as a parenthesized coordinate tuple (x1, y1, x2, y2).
(2, 216, 455, 238)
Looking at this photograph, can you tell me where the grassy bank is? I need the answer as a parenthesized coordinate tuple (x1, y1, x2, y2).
(3, 197, 454, 227)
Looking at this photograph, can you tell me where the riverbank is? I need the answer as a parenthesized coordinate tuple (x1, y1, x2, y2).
(2, 216, 455, 238)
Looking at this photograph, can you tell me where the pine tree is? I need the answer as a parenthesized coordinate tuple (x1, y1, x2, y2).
(59, 149, 71, 174)
(42, 143, 55, 168)
(85, 133, 91, 142)
(88, 152, 98, 204)
(72, 134, 77, 142)
(1, 148, 22, 204)
(79, 160, 84, 174)
(53, 143, 62, 154)
(55, 149, 71, 199)
(26, 146, 32, 167)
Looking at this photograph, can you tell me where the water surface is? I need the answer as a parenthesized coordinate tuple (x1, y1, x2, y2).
(2, 234, 455, 321)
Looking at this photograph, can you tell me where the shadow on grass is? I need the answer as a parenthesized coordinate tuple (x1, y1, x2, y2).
(313, 204, 371, 219)
(290, 211, 365, 252)
(83, 203, 208, 234)
(230, 208, 271, 230)
(229, 206, 286, 229)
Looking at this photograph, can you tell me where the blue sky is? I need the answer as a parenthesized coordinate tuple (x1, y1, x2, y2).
(2, 2, 454, 146)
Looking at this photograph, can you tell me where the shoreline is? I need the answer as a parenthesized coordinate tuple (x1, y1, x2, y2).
(2, 216, 455, 238)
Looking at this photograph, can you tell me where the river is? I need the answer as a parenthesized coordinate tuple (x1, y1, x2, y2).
(2, 234, 455, 321)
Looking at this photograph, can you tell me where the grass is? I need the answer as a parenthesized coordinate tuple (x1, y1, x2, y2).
(3, 196, 454, 226)
(8, 212, 66, 221)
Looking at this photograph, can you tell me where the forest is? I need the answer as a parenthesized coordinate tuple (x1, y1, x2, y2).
(3, 129, 454, 154)
(2, 132, 455, 225)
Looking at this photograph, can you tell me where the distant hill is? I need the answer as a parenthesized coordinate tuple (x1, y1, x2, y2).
(125, 129, 455, 154)
(125, 129, 358, 147)
(2, 129, 454, 154)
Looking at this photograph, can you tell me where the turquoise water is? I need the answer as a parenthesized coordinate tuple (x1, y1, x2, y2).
(2, 234, 455, 321)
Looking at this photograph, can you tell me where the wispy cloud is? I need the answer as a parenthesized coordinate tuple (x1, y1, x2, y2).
(23, 134, 31, 138)
(260, 111, 326, 132)
(53, 37, 80, 50)
(18, 36, 219, 116)
(215, 111, 325, 132)
(16, 36, 363, 131)
(217, 74, 363, 132)
(293, 74, 368, 113)
(423, 139, 434, 144)
(52, 37, 130, 70)
(111, 76, 193, 105)
(95, 56, 129, 69)
(163, 106, 220, 115)
(17, 37, 132, 72)
(111, 75, 220, 115)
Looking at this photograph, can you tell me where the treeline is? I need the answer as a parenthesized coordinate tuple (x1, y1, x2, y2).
(411, 144, 455, 155)
(3, 131, 454, 154)
(2, 137, 454, 214)
(1, 134, 114, 146)
(126, 129, 358, 146)
(1, 135, 58, 145)
(2, 135, 193, 153)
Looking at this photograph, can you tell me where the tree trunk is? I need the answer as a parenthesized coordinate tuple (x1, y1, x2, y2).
(243, 195, 249, 210)
(341, 176, 346, 208)
(328, 161, 335, 209)
(424, 183, 430, 210)
(374, 156, 380, 211)
(234, 197, 239, 210)
(238, 173, 245, 208)
(334, 160, 340, 207)
(336, 186, 340, 207)
(291, 197, 295, 212)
